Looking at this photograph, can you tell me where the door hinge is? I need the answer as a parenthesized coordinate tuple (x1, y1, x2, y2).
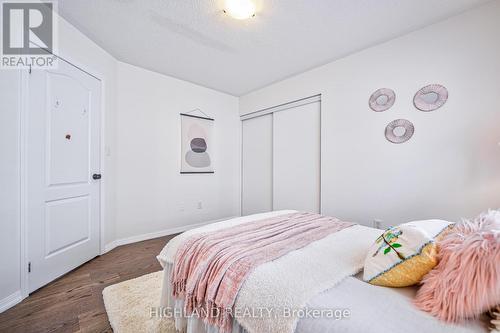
(28, 262, 31, 273)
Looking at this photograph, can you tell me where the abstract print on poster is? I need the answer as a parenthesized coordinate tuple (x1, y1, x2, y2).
(180, 113, 214, 173)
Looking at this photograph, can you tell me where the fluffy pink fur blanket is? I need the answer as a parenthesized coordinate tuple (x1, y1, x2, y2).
(414, 210, 500, 322)
(171, 212, 354, 333)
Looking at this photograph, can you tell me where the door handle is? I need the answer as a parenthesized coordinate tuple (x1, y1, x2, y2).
(92, 174, 102, 180)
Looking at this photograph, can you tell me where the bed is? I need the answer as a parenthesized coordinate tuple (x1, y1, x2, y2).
(157, 211, 488, 333)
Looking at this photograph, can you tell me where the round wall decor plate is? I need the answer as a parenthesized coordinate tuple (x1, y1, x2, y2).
(414, 84, 448, 112)
(385, 119, 414, 144)
(369, 88, 396, 112)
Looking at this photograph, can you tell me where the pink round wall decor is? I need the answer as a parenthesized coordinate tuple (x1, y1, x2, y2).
(369, 88, 396, 112)
(385, 119, 414, 144)
(413, 84, 448, 112)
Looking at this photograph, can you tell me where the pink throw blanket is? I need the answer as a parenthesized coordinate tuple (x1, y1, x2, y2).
(171, 212, 354, 333)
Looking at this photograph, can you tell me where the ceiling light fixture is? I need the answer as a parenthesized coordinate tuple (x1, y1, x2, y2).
(223, 0, 256, 20)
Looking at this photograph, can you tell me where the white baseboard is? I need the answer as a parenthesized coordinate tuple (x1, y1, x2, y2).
(103, 216, 238, 254)
(0, 291, 23, 313)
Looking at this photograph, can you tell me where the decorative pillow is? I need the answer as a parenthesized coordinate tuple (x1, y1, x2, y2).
(414, 210, 500, 322)
(363, 219, 453, 287)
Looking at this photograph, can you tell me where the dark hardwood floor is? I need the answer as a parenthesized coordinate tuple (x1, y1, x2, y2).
(0, 235, 176, 333)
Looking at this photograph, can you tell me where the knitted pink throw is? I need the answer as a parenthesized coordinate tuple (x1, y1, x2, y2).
(171, 212, 354, 333)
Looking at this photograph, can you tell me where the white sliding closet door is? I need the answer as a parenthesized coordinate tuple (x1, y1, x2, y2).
(273, 101, 320, 212)
(241, 114, 273, 215)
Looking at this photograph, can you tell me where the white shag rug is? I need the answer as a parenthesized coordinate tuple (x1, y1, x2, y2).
(103, 271, 175, 333)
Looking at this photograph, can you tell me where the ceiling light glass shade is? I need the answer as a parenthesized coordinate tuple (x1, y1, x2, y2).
(224, 0, 256, 20)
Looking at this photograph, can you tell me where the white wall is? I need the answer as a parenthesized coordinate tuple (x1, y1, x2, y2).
(240, 1, 500, 227)
(114, 62, 240, 240)
(0, 13, 117, 306)
(0, 71, 22, 305)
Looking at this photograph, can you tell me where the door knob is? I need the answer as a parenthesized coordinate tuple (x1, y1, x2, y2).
(92, 174, 102, 180)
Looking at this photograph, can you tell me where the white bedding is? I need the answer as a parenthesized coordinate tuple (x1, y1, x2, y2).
(158, 212, 487, 333)
(297, 274, 487, 333)
(160, 264, 486, 333)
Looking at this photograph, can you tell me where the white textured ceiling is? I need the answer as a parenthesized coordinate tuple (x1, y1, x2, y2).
(58, 0, 490, 96)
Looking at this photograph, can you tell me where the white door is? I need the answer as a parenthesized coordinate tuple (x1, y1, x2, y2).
(27, 59, 101, 292)
(241, 114, 273, 215)
(273, 100, 321, 212)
